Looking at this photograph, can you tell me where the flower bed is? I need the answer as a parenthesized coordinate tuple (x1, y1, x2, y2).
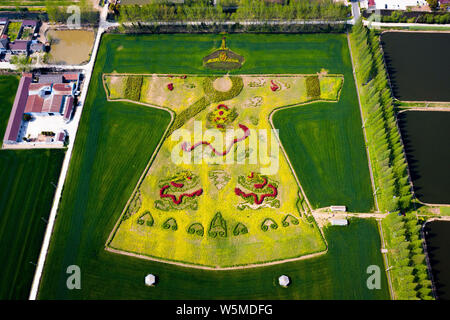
(181, 124, 250, 156)
(282, 214, 299, 227)
(305, 75, 321, 99)
(154, 171, 202, 211)
(162, 217, 178, 231)
(233, 222, 248, 236)
(235, 172, 280, 209)
(187, 222, 204, 237)
(137, 211, 154, 227)
(207, 104, 238, 129)
(124, 75, 143, 101)
(261, 218, 278, 231)
(202, 76, 244, 103)
(208, 212, 227, 238)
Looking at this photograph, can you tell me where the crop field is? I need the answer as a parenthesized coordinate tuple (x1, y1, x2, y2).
(0, 0, 75, 7)
(38, 33, 378, 299)
(105, 73, 343, 267)
(0, 76, 65, 299)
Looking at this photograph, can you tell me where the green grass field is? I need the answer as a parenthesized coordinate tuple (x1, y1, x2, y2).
(0, 0, 75, 7)
(272, 103, 374, 212)
(0, 76, 65, 299)
(38, 33, 380, 299)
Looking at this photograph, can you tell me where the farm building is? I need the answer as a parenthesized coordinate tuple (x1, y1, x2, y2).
(9, 40, 29, 55)
(2, 73, 81, 147)
(331, 205, 346, 212)
(360, 0, 429, 10)
(278, 275, 291, 287)
(330, 219, 348, 226)
(3, 75, 32, 144)
(145, 274, 156, 286)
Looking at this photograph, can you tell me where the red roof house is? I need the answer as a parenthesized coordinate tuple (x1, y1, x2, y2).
(63, 96, 74, 122)
(3, 76, 32, 143)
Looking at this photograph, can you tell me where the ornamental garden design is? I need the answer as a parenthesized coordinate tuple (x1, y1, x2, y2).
(104, 47, 344, 268)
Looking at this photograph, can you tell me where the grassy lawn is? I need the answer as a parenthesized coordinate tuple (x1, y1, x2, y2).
(7, 22, 22, 42)
(0, 0, 74, 7)
(0, 76, 65, 299)
(38, 33, 379, 299)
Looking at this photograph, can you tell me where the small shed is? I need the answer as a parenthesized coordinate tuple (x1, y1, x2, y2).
(330, 219, 348, 226)
(278, 275, 290, 287)
(145, 274, 156, 286)
(330, 205, 346, 212)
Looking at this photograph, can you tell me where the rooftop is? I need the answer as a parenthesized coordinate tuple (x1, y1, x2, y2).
(9, 40, 29, 51)
(22, 20, 37, 27)
(3, 75, 32, 143)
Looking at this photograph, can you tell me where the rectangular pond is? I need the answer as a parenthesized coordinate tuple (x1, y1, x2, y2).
(381, 32, 450, 102)
(424, 220, 450, 300)
(398, 110, 450, 205)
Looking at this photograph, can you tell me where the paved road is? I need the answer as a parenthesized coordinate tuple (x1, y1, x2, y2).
(28, 4, 111, 300)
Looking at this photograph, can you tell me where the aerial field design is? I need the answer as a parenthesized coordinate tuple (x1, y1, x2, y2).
(104, 72, 343, 268)
(36, 33, 384, 299)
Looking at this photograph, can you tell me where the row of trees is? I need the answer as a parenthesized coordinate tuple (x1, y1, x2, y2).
(382, 213, 433, 299)
(116, 0, 350, 23)
(115, 20, 347, 33)
(379, 11, 450, 24)
(45, 0, 99, 24)
(351, 19, 411, 213)
(351, 19, 433, 300)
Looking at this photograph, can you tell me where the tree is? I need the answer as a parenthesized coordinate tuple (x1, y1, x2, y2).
(10, 55, 32, 72)
(426, 0, 438, 11)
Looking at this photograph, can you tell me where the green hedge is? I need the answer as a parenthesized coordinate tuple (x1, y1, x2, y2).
(124, 75, 143, 101)
(305, 75, 321, 99)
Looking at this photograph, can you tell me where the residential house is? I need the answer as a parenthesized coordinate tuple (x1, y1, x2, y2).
(9, 40, 29, 55)
(21, 20, 38, 33)
(3, 75, 32, 144)
(2, 73, 79, 146)
(361, 0, 428, 10)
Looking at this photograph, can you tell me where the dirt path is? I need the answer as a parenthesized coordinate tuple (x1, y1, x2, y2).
(105, 246, 327, 271)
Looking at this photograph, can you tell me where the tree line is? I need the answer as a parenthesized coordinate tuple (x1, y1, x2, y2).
(351, 19, 433, 300)
(45, 0, 99, 24)
(116, 0, 350, 23)
(351, 19, 411, 214)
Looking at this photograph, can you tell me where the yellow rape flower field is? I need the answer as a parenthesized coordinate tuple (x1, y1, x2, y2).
(103, 73, 343, 269)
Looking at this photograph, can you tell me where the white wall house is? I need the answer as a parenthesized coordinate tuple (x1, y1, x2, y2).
(360, 0, 428, 10)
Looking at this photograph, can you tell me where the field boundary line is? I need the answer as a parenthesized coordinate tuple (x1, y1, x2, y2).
(103, 97, 175, 248)
(347, 32, 379, 213)
(268, 99, 340, 213)
(398, 107, 450, 113)
(105, 246, 327, 271)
